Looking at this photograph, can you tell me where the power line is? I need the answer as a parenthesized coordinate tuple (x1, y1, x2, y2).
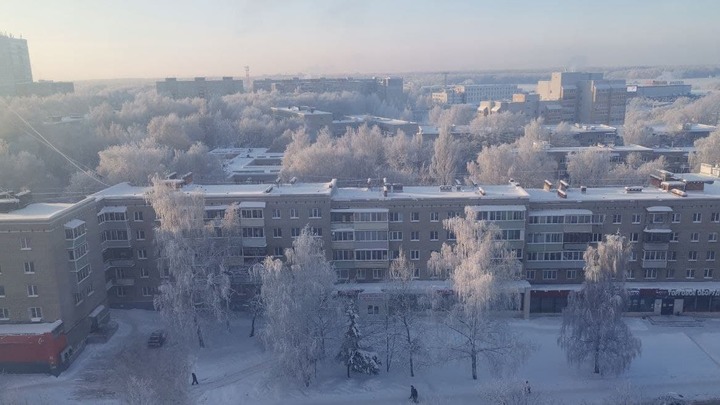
(0, 98, 109, 187)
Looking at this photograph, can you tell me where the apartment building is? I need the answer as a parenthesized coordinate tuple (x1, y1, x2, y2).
(0, 33, 32, 94)
(254, 76, 404, 104)
(0, 193, 107, 374)
(3, 168, 720, 371)
(537, 72, 628, 125)
(156, 77, 244, 99)
(432, 84, 520, 105)
(628, 81, 692, 100)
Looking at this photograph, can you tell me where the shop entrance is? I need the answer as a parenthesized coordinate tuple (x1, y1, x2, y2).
(661, 298, 675, 315)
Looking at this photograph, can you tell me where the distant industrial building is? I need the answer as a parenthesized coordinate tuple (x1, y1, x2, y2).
(432, 84, 519, 105)
(210, 147, 284, 184)
(14, 80, 74, 97)
(479, 93, 564, 125)
(254, 76, 404, 104)
(628, 81, 692, 100)
(156, 77, 244, 99)
(270, 106, 333, 136)
(650, 123, 717, 147)
(333, 115, 419, 136)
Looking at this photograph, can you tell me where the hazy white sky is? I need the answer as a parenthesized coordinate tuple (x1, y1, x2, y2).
(1, 0, 719, 81)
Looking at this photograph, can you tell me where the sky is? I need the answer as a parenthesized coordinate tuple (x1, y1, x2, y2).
(1, 0, 720, 81)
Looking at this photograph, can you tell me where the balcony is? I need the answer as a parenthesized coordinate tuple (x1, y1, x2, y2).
(114, 278, 135, 287)
(104, 259, 135, 270)
(642, 259, 667, 269)
(101, 239, 132, 249)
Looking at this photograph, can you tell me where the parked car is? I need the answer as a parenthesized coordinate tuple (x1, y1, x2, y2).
(147, 330, 167, 348)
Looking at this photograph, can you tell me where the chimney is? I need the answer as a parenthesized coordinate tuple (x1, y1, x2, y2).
(543, 180, 552, 191)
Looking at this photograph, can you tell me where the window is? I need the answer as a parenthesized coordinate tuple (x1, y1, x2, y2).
(704, 269, 714, 279)
(137, 249, 147, 259)
(140, 268, 149, 278)
(0, 285, 4, 297)
(670, 232, 679, 242)
(389, 231, 403, 241)
(354, 231, 387, 241)
(688, 251, 698, 261)
(310, 227, 323, 237)
(446, 231, 456, 240)
(525, 270, 536, 280)
(309, 208, 321, 218)
(161, 268, 170, 278)
(333, 231, 354, 241)
(290, 208, 298, 219)
(372, 269, 384, 280)
(712, 212, 720, 223)
(542, 270, 557, 280)
(430, 212, 439, 222)
(273, 228, 282, 238)
(650, 213, 664, 224)
(0, 308, 8, 320)
(411, 231, 419, 241)
(142, 287, 155, 296)
(21, 237, 30, 250)
(413, 268, 420, 279)
(632, 214, 641, 224)
(367, 305, 380, 315)
(291, 228, 301, 237)
(411, 212, 419, 222)
(691, 232, 700, 242)
(499, 230, 522, 240)
(710, 232, 718, 242)
(68, 243, 88, 261)
(102, 229, 129, 241)
(707, 251, 716, 261)
(430, 231, 439, 241)
(241, 209, 263, 219)
(666, 268, 675, 279)
(134, 211, 144, 221)
(410, 250, 420, 260)
(447, 211, 459, 218)
(668, 251, 677, 261)
(643, 251, 667, 261)
(242, 228, 264, 238)
(24, 261, 35, 274)
(630, 233, 639, 243)
(672, 213, 681, 223)
(389, 212, 403, 222)
(629, 251, 637, 261)
(76, 266, 90, 283)
(272, 209, 281, 219)
(693, 213, 702, 223)
(612, 214, 622, 224)
(356, 269, 366, 280)
(117, 287, 127, 297)
(274, 247, 283, 257)
(136, 230, 145, 240)
(64, 223, 86, 240)
(566, 269, 577, 280)
(626, 270, 635, 280)
(592, 233, 603, 243)
(686, 269, 696, 279)
(644, 269, 657, 279)
(354, 250, 388, 261)
(115, 268, 128, 279)
(73, 292, 83, 305)
(29, 307, 42, 321)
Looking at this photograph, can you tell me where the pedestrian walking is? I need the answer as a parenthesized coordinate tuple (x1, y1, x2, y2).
(191, 372, 199, 385)
(524, 380, 531, 395)
(409, 385, 418, 403)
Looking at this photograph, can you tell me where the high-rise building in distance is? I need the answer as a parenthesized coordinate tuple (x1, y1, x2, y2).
(0, 33, 33, 94)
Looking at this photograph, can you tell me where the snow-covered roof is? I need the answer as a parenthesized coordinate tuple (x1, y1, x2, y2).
(533, 281, 720, 292)
(332, 185, 529, 201)
(239, 201, 266, 208)
(527, 182, 720, 202)
(0, 203, 75, 221)
(0, 320, 63, 336)
(92, 182, 334, 200)
(64, 219, 85, 228)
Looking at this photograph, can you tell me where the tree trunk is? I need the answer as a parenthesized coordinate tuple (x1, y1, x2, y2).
(249, 313, 256, 337)
(471, 352, 477, 380)
(404, 320, 414, 377)
(594, 347, 600, 374)
(195, 315, 205, 348)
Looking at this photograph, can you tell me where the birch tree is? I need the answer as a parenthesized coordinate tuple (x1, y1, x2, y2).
(427, 208, 531, 380)
(558, 234, 642, 375)
(259, 227, 338, 386)
(430, 128, 459, 185)
(387, 249, 425, 377)
(146, 177, 232, 348)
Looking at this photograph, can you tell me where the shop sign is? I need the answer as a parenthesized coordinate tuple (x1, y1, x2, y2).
(669, 288, 720, 297)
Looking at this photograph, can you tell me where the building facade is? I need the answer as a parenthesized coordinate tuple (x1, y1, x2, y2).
(156, 77, 244, 99)
(0, 33, 32, 94)
(253, 76, 403, 104)
(3, 168, 720, 365)
(432, 84, 519, 105)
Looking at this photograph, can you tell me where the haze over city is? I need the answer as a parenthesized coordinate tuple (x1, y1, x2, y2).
(2, 0, 720, 81)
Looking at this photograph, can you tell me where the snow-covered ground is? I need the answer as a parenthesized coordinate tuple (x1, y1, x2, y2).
(4, 311, 720, 404)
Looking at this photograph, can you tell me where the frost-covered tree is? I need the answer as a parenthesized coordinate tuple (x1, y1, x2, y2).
(427, 208, 531, 380)
(146, 178, 232, 348)
(259, 227, 338, 386)
(387, 250, 425, 377)
(337, 301, 381, 378)
(690, 128, 720, 170)
(558, 234, 642, 375)
(430, 128, 459, 185)
(97, 140, 169, 185)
